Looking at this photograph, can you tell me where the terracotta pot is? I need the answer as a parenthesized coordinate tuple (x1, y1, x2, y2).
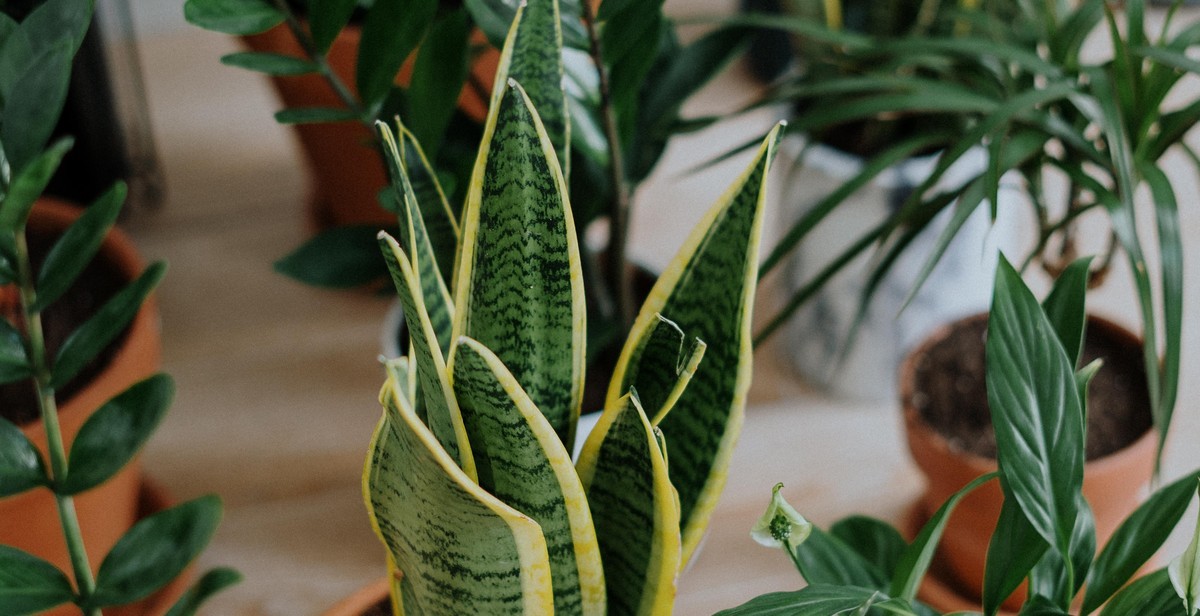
(0, 198, 162, 615)
(899, 313, 1157, 613)
(323, 579, 390, 616)
(240, 24, 498, 230)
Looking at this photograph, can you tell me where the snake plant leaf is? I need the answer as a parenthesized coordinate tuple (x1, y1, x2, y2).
(453, 80, 585, 447)
(0, 416, 45, 497)
(0, 317, 31, 386)
(986, 256, 1084, 560)
(1040, 257, 1093, 368)
(162, 567, 243, 616)
(607, 122, 783, 563)
(618, 314, 706, 427)
(1102, 569, 1189, 616)
(0, 545, 74, 615)
(715, 585, 919, 616)
(383, 356, 416, 408)
(33, 182, 126, 311)
(380, 123, 455, 355)
(364, 379, 554, 614)
(486, 0, 569, 180)
(391, 118, 460, 284)
(379, 233, 473, 478)
(1170, 482, 1200, 616)
(576, 391, 681, 616)
(450, 337, 605, 616)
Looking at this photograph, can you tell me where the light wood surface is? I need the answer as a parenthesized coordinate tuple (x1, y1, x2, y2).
(123, 15, 1200, 615)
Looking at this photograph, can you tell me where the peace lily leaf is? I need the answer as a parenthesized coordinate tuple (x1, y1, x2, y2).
(90, 496, 223, 608)
(364, 380, 554, 614)
(615, 314, 705, 428)
(0, 545, 74, 615)
(356, 0, 437, 110)
(986, 256, 1083, 558)
(391, 119, 459, 284)
(379, 233, 473, 478)
(793, 525, 886, 588)
(379, 123, 454, 355)
(1102, 569, 1189, 616)
(0, 317, 30, 386)
(576, 391, 681, 616)
(607, 122, 783, 563)
(51, 262, 165, 389)
(162, 567, 242, 616)
(0, 137, 71, 232)
(274, 225, 388, 289)
(1029, 492, 1095, 608)
(1084, 469, 1200, 613)
(715, 585, 919, 616)
(453, 80, 585, 447)
(1040, 256, 1093, 367)
(1169, 482, 1200, 616)
(0, 415, 45, 497)
(830, 516, 908, 581)
(984, 485, 1049, 615)
(183, 0, 284, 35)
(33, 182, 126, 311)
(60, 374, 173, 495)
(449, 337, 604, 615)
(219, 51, 317, 76)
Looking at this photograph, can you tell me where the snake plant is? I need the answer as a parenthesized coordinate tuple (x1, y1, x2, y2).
(360, 4, 783, 613)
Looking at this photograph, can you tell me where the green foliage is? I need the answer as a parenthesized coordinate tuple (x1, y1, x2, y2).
(0, 545, 75, 615)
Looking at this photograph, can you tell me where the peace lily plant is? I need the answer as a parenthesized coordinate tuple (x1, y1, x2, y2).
(358, 1, 783, 612)
(723, 257, 1200, 616)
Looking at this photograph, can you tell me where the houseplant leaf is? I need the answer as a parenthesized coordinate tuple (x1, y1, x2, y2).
(0, 416, 45, 497)
(984, 487, 1048, 615)
(449, 337, 605, 615)
(793, 526, 888, 588)
(89, 495, 223, 608)
(51, 261, 166, 389)
(1169, 482, 1200, 616)
(390, 119, 460, 284)
(0, 41, 72, 174)
(32, 182, 125, 311)
(576, 391, 681, 616)
(162, 568, 243, 616)
(1102, 569, 1188, 616)
(1040, 256, 1093, 367)
(607, 122, 783, 563)
(364, 377, 554, 613)
(219, 51, 317, 76)
(59, 374, 174, 495)
(406, 8, 471, 157)
(0, 545, 73, 615)
(0, 317, 30, 385)
(273, 107, 359, 124)
(716, 584, 919, 616)
(274, 225, 388, 289)
(355, 0, 437, 110)
(829, 516, 907, 580)
(308, 0, 359, 53)
(0, 137, 72, 232)
(182, 0, 284, 35)
(453, 80, 585, 447)
(616, 314, 705, 426)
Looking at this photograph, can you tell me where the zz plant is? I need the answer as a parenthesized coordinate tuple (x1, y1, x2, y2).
(0, 0, 236, 613)
(360, 3, 784, 612)
(722, 256, 1200, 616)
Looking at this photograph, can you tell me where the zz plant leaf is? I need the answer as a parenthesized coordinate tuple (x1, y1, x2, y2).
(0, 416, 45, 497)
(0, 545, 75, 615)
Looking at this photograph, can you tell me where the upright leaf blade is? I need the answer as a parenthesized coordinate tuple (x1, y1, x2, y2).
(356, 0, 437, 110)
(406, 9, 472, 156)
(984, 486, 1049, 615)
(1169, 482, 1200, 616)
(308, 0, 359, 53)
(1040, 256, 1093, 368)
(393, 120, 460, 284)
(33, 182, 126, 311)
(617, 314, 705, 426)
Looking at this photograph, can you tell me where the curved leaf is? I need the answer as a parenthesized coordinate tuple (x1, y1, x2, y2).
(1, 42, 72, 174)
(0, 415, 44, 497)
(829, 516, 908, 581)
(0, 545, 73, 615)
(308, 0, 358, 53)
(219, 51, 317, 76)
(273, 107, 358, 124)
(355, 0, 437, 109)
(794, 526, 888, 588)
(715, 584, 918, 616)
(0, 137, 72, 232)
(406, 9, 472, 157)
(0, 317, 30, 386)
(984, 487, 1048, 615)
(1170, 482, 1200, 616)
(1040, 257, 1094, 368)
(390, 119, 459, 283)
(1101, 569, 1188, 616)
(273, 225, 388, 289)
(163, 567, 242, 616)
(182, 0, 284, 35)
(33, 182, 126, 311)
(616, 314, 705, 427)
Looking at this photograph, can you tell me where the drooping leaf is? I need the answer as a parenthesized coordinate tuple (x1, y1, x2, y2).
(829, 516, 908, 581)
(576, 391, 681, 616)
(615, 314, 705, 427)
(162, 567, 243, 616)
(1040, 257, 1093, 368)
(0, 42, 71, 174)
(59, 374, 173, 495)
(0, 138, 72, 232)
(51, 262, 166, 389)
(607, 123, 783, 563)
(1170, 482, 1200, 616)
(273, 107, 359, 124)
(1102, 569, 1188, 616)
(984, 485, 1048, 615)
(449, 337, 604, 616)
(33, 182, 126, 311)
(356, 0, 437, 110)
(379, 234, 473, 478)
(453, 80, 584, 447)
(89, 496, 223, 609)
(406, 8, 472, 157)
(715, 584, 919, 616)
(0, 317, 30, 386)
(274, 225, 388, 289)
(0, 545, 74, 615)
(219, 51, 317, 76)
(364, 382, 554, 614)
(183, 0, 284, 35)
(0, 415, 45, 497)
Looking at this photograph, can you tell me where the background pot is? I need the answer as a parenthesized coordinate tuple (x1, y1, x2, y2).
(778, 139, 1010, 402)
(0, 198, 162, 615)
(900, 313, 1157, 612)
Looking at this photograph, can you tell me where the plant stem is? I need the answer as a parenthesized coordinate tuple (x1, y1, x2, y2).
(580, 0, 633, 332)
(13, 230, 100, 615)
(269, 0, 367, 120)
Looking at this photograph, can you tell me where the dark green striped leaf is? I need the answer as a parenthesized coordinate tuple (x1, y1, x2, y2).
(356, 0, 437, 109)
(616, 314, 705, 427)
(162, 567, 242, 616)
(0, 415, 45, 497)
(576, 391, 680, 616)
(453, 81, 584, 447)
(183, 0, 284, 35)
(219, 52, 317, 76)
(390, 120, 459, 284)
(450, 337, 604, 615)
(607, 122, 783, 563)
(0, 138, 72, 232)
(379, 233, 473, 477)
(0, 317, 30, 385)
(715, 584, 919, 616)
(33, 182, 126, 311)
(0, 545, 73, 615)
(365, 380, 554, 613)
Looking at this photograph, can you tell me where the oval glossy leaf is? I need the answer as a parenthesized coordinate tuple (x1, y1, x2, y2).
(274, 225, 388, 288)
(450, 337, 604, 616)
(364, 379, 553, 614)
(182, 0, 284, 35)
(162, 567, 242, 616)
(829, 516, 908, 581)
(273, 107, 359, 124)
(1170, 482, 1200, 616)
(33, 182, 126, 311)
(1102, 569, 1188, 616)
(715, 584, 919, 616)
(355, 0, 437, 109)
(90, 495, 223, 608)
(453, 80, 585, 447)
(219, 51, 317, 76)
(0, 545, 74, 615)
(0, 416, 45, 497)
(60, 374, 173, 495)
(606, 123, 783, 563)
(1, 43, 72, 174)
(984, 486, 1048, 615)
(1040, 256, 1094, 367)
(0, 317, 31, 386)
(0, 137, 72, 232)
(576, 391, 681, 616)
(793, 526, 888, 588)
(986, 256, 1084, 557)
(51, 262, 166, 390)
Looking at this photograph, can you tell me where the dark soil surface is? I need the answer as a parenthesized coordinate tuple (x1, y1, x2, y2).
(0, 227, 130, 426)
(908, 316, 1153, 459)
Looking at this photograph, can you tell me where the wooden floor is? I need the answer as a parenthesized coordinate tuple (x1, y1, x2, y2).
(123, 14, 1200, 615)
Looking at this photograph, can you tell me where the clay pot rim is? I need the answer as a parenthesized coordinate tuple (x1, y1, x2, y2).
(323, 578, 390, 616)
(899, 311, 1158, 475)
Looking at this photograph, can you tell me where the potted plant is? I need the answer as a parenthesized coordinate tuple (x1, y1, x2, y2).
(318, 2, 785, 611)
(0, 0, 236, 613)
(720, 256, 1200, 615)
